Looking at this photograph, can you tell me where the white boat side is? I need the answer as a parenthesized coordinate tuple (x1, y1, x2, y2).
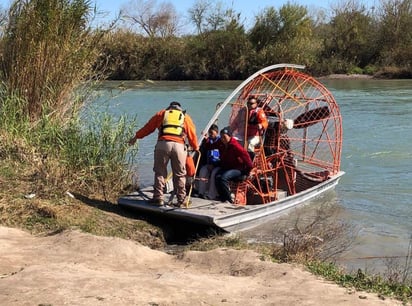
(213, 171, 344, 232)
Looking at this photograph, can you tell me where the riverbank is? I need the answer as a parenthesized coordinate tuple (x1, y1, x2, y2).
(322, 74, 374, 79)
(1, 77, 411, 305)
(0, 226, 404, 305)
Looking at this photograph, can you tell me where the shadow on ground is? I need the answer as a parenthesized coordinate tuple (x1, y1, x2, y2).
(73, 193, 225, 245)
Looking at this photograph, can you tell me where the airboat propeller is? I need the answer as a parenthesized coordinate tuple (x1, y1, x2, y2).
(293, 106, 330, 129)
(221, 64, 343, 200)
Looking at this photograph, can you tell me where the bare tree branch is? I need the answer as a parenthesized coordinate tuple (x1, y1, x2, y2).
(123, 0, 179, 38)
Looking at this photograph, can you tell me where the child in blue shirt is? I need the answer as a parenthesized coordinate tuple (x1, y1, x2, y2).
(197, 124, 221, 199)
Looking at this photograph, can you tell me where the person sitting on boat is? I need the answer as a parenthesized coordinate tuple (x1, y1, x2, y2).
(128, 101, 199, 207)
(206, 127, 253, 204)
(197, 124, 221, 200)
(246, 96, 268, 159)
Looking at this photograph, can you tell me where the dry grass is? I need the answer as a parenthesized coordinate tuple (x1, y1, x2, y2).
(272, 212, 357, 263)
(0, 154, 165, 249)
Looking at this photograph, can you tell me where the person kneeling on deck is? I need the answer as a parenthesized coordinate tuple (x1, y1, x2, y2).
(128, 101, 199, 207)
(206, 127, 253, 204)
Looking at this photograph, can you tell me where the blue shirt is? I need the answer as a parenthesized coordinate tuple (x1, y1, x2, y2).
(207, 136, 220, 165)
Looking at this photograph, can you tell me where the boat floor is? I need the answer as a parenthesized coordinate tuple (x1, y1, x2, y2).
(118, 187, 250, 227)
(118, 172, 344, 232)
(119, 187, 304, 233)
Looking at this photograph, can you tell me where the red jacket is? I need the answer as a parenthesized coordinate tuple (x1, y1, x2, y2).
(205, 137, 253, 174)
(247, 107, 268, 137)
(134, 109, 199, 150)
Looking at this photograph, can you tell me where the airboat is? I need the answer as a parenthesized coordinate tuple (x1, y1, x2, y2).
(118, 64, 344, 232)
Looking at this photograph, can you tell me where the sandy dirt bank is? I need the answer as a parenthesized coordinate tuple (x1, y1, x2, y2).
(0, 226, 403, 305)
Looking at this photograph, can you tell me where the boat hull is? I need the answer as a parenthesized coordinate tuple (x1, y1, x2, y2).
(118, 171, 344, 232)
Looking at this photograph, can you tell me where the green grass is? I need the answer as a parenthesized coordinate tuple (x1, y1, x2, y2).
(307, 261, 412, 303)
(188, 235, 412, 303)
(0, 90, 162, 246)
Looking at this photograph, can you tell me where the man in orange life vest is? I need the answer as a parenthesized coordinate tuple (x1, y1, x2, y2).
(246, 96, 268, 158)
(128, 101, 199, 207)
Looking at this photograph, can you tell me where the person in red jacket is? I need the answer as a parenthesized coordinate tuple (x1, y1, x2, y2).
(128, 101, 199, 207)
(205, 127, 253, 203)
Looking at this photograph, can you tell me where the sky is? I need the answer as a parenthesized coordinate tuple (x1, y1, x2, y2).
(93, 0, 333, 17)
(90, 0, 376, 31)
(93, 0, 334, 27)
(91, 0, 376, 20)
(0, 0, 377, 30)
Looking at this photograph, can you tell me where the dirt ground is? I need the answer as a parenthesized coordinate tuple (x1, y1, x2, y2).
(0, 226, 404, 306)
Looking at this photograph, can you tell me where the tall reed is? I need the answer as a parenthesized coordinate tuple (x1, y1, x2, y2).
(60, 110, 139, 199)
(0, 88, 138, 200)
(0, 0, 136, 200)
(1, 0, 101, 124)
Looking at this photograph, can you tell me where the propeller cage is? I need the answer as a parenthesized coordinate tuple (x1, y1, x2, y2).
(225, 67, 343, 204)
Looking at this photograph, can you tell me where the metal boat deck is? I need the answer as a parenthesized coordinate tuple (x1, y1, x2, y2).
(118, 171, 344, 232)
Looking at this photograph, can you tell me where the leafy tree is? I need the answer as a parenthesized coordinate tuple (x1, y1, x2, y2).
(249, 3, 319, 67)
(377, 0, 412, 67)
(96, 30, 146, 80)
(184, 28, 252, 80)
(144, 37, 186, 79)
(277, 3, 313, 41)
(320, 0, 378, 72)
(277, 3, 318, 64)
(248, 7, 281, 52)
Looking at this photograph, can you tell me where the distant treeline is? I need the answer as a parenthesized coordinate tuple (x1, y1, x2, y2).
(95, 0, 412, 80)
(1, 0, 411, 84)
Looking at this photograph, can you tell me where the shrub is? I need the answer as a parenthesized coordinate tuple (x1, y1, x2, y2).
(348, 66, 363, 75)
(363, 64, 378, 75)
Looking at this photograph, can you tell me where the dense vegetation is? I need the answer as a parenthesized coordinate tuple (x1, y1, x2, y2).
(1, 0, 411, 80)
(0, 0, 410, 303)
(93, 0, 412, 80)
(0, 0, 138, 208)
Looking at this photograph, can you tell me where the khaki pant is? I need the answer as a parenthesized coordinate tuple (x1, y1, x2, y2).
(153, 140, 187, 203)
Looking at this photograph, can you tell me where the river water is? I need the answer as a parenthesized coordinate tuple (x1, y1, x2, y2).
(92, 78, 412, 271)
